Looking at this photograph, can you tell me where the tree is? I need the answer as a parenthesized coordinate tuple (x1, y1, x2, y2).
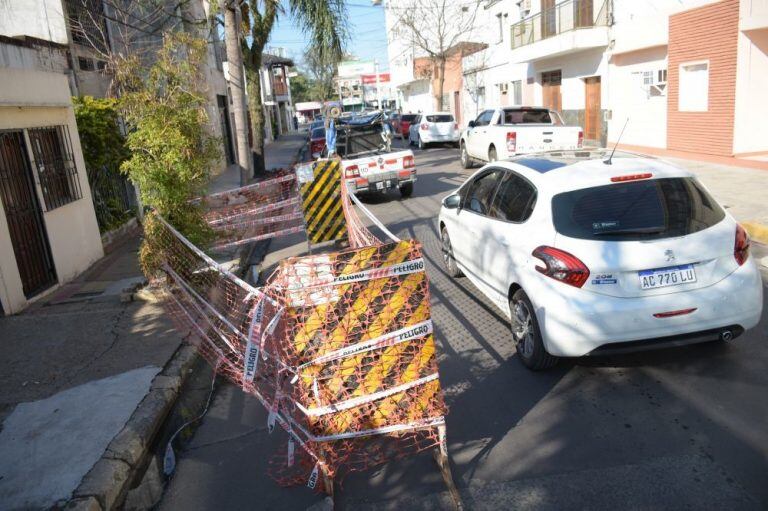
(303, 45, 337, 102)
(289, 70, 313, 103)
(239, 0, 348, 174)
(389, 0, 481, 110)
(118, 33, 220, 251)
(222, 1, 252, 186)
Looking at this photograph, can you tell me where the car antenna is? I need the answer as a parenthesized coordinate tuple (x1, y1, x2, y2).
(603, 118, 629, 165)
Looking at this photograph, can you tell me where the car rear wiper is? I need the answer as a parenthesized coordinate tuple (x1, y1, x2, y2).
(593, 227, 665, 236)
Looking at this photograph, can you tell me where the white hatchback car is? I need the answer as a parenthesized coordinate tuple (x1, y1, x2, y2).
(438, 150, 763, 370)
(408, 112, 461, 149)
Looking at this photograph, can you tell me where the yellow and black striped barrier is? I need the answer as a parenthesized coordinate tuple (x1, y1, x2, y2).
(279, 240, 443, 437)
(298, 160, 347, 244)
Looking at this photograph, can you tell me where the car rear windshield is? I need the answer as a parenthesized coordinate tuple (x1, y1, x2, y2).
(400, 114, 418, 122)
(503, 109, 553, 124)
(552, 177, 726, 241)
(426, 114, 453, 123)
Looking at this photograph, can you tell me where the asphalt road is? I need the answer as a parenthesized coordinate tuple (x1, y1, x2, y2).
(159, 141, 768, 510)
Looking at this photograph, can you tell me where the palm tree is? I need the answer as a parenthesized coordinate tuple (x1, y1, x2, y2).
(239, 0, 348, 175)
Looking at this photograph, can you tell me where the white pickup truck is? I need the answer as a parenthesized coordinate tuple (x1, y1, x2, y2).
(341, 150, 416, 198)
(330, 113, 417, 198)
(459, 107, 583, 168)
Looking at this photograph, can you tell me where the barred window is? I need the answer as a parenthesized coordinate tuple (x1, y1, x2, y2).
(28, 126, 83, 210)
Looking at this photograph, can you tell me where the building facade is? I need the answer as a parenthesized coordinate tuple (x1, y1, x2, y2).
(0, 4, 104, 314)
(386, 0, 767, 162)
(259, 52, 296, 140)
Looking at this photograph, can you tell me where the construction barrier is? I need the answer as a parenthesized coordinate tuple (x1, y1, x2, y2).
(298, 160, 347, 244)
(201, 172, 305, 251)
(142, 157, 460, 507)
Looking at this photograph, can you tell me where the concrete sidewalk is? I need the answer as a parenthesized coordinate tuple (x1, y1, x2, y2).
(208, 132, 308, 195)
(0, 228, 190, 510)
(0, 131, 308, 510)
(666, 157, 768, 243)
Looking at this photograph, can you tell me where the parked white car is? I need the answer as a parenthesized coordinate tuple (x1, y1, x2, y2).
(438, 150, 763, 370)
(408, 112, 461, 149)
(460, 107, 582, 168)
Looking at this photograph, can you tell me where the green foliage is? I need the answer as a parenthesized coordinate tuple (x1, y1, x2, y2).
(73, 96, 129, 171)
(73, 96, 134, 233)
(289, 70, 313, 103)
(118, 33, 219, 251)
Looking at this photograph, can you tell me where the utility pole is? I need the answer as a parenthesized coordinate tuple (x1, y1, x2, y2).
(374, 59, 382, 110)
(223, 0, 252, 186)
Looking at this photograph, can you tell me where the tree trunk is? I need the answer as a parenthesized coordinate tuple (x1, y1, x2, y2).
(223, 1, 252, 186)
(436, 57, 446, 111)
(247, 67, 266, 175)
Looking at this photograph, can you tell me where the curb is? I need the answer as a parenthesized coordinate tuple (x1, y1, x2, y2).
(64, 139, 310, 510)
(65, 344, 199, 510)
(743, 221, 768, 245)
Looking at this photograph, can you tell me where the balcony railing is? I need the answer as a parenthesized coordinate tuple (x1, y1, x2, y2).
(272, 78, 289, 97)
(511, 0, 609, 49)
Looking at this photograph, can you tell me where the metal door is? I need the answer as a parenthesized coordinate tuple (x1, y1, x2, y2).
(0, 131, 57, 298)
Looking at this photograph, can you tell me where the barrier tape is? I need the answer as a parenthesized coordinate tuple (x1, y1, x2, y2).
(156, 215, 263, 297)
(299, 319, 433, 368)
(211, 211, 304, 231)
(202, 173, 297, 200)
(284, 257, 425, 291)
(243, 296, 266, 385)
(295, 373, 439, 417)
(210, 225, 307, 251)
(208, 196, 301, 226)
(347, 189, 401, 243)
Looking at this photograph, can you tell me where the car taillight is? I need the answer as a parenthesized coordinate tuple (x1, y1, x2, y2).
(453, 123, 459, 130)
(403, 155, 415, 168)
(506, 131, 517, 153)
(578, 130, 583, 148)
(344, 165, 359, 178)
(610, 173, 653, 182)
(735, 224, 750, 266)
(532, 246, 590, 288)
(420, 123, 429, 130)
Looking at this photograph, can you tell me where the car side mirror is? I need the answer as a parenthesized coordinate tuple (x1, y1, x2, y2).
(442, 194, 461, 210)
(467, 120, 476, 128)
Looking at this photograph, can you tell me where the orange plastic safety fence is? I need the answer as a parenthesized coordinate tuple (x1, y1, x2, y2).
(201, 171, 305, 250)
(143, 162, 446, 492)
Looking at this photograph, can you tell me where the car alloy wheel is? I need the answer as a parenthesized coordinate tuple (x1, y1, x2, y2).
(461, 146, 468, 166)
(512, 300, 534, 359)
(509, 289, 558, 371)
(440, 228, 462, 277)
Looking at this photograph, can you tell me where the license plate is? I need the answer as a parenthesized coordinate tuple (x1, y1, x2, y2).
(638, 264, 696, 290)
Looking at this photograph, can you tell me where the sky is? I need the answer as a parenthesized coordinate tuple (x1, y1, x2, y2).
(268, 1, 389, 70)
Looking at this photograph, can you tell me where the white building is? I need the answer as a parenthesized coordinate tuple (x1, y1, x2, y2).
(336, 59, 375, 111)
(0, 0, 104, 314)
(461, 1, 530, 125)
(425, 0, 768, 162)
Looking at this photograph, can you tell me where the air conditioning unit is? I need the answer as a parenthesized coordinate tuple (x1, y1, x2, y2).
(650, 69, 667, 96)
